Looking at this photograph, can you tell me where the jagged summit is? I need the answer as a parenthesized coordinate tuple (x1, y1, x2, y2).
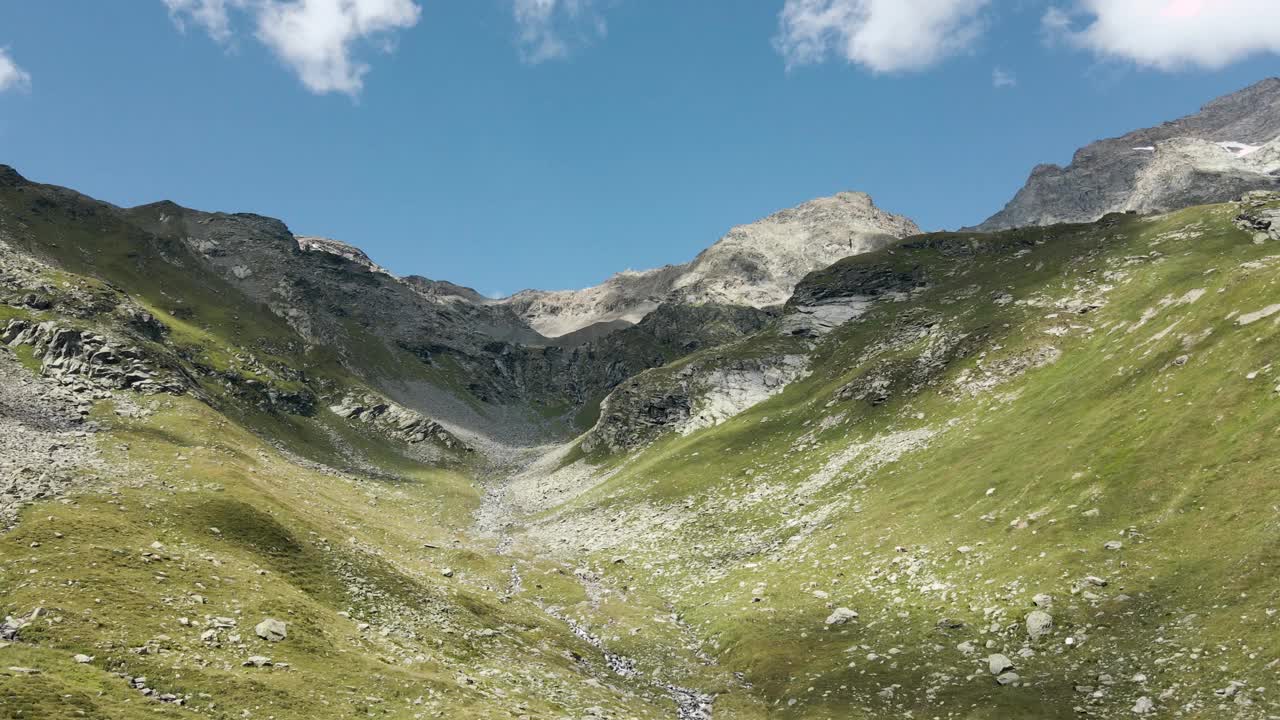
(257, 190, 918, 341)
(0, 164, 27, 188)
(296, 236, 391, 276)
(973, 77, 1280, 231)
(497, 191, 920, 337)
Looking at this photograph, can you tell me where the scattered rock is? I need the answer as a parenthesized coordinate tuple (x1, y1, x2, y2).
(255, 618, 287, 642)
(1026, 611, 1054, 641)
(996, 672, 1021, 686)
(825, 607, 859, 626)
(988, 654, 1014, 675)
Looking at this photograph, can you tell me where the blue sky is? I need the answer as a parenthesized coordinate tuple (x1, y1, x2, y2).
(0, 1, 1277, 296)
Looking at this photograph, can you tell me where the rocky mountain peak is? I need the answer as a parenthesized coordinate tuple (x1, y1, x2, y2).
(0, 164, 28, 188)
(499, 191, 920, 337)
(974, 77, 1280, 231)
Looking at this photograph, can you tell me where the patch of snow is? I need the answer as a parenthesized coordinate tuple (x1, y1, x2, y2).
(1218, 141, 1262, 157)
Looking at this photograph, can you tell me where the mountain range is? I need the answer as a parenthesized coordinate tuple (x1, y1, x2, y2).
(1, 79, 1279, 720)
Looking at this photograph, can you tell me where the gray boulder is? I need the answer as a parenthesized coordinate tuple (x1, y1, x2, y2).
(255, 618, 287, 642)
(1026, 611, 1054, 641)
(988, 654, 1014, 675)
(825, 607, 859, 626)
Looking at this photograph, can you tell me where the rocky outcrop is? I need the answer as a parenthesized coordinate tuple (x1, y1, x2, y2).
(1235, 190, 1280, 241)
(675, 355, 809, 436)
(974, 78, 1280, 231)
(582, 352, 809, 454)
(330, 393, 468, 451)
(500, 192, 919, 337)
(401, 276, 490, 304)
(1, 319, 186, 395)
(296, 236, 391, 276)
(780, 253, 929, 337)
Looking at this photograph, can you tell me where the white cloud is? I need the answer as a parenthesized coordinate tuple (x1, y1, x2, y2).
(163, 0, 421, 96)
(513, 0, 607, 64)
(255, 0, 421, 95)
(992, 66, 1015, 88)
(1039, 5, 1071, 45)
(163, 0, 247, 43)
(775, 0, 990, 72)
(0, 49, 31, 93)
(1045, 0, 1280, 70)
(0, 49, 31, 94)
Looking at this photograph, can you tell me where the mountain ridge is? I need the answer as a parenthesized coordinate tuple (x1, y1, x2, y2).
(495, 191, 920, 337)
(973, 76, 1280, 231)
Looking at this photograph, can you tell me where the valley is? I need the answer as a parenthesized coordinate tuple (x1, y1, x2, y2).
(3, 79, 1280, 720)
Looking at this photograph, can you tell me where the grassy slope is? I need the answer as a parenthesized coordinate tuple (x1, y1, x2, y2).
(0, 389, 714, 719)
(522, 202, 1280, 718)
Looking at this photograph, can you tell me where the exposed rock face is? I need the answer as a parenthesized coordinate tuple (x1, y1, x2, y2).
(501, 192, 920, 337)
(675, 354, 809, 436)
(502, 266, 684, 340)
(1, 319, 186, 395)
(401, 276, 491, 304)
(582, 351, 809, 454)
(783, 253, 928, 338)
(296, 236, 391, 276)
(974, 77, 1280, 231)
(330, 393, 468, 450)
